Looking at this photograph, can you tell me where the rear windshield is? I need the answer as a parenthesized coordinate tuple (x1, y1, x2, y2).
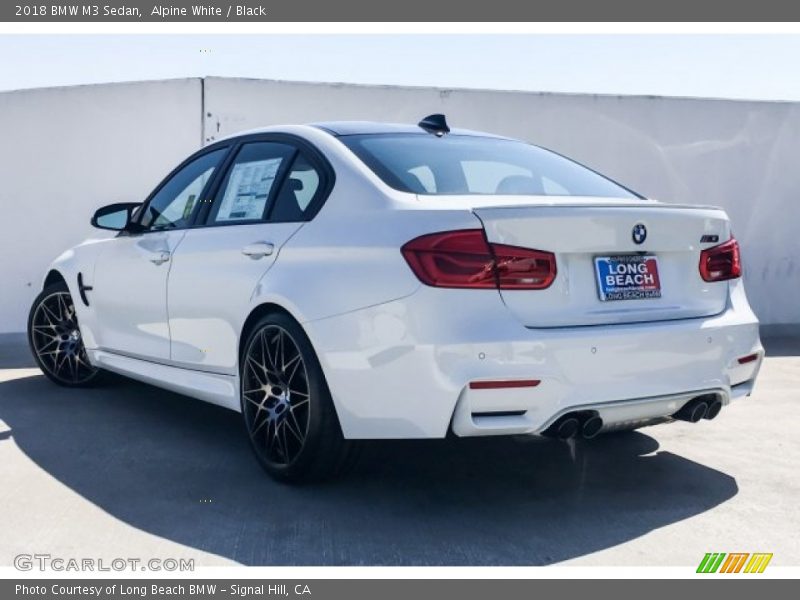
(340, 133, 640, 198)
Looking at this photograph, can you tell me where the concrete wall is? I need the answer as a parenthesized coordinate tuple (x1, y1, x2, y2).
(0, 79, 202, 333)
(1, 76, 798, 332)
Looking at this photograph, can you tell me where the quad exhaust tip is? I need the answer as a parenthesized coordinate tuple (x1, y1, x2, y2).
(704, 398, 723, 420)
(545, 413, 604, 440)
(581, 415, 604, 439)
(555, 417, 580, 440)
(673, 396, 719, 423)
(675, 400, 708, 423)
(545, 394, 723, 438)
(673, 394, 724, 423)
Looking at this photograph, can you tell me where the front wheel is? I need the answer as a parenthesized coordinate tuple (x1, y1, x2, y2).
(27, 282, 100, 387)
(240, 313, 357, 483)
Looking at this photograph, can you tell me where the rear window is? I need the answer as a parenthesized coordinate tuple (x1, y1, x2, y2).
(340, 133, 640, 198)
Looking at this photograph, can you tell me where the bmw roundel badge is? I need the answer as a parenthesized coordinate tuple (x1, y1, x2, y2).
(632, 223, 647, 245)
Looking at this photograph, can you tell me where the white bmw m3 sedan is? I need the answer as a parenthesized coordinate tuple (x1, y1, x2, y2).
(28, 115, 763, 481)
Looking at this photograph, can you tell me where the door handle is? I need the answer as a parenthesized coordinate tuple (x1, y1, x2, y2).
(241, 242, 275, 259)
(146, 250, 171, 265)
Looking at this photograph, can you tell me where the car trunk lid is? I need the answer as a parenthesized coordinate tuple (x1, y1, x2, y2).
(472, 201, 732, 327)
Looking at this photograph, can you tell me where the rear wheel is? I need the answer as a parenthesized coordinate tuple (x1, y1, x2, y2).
(27, 282, 100, 387)
(240, 312, 356, 483)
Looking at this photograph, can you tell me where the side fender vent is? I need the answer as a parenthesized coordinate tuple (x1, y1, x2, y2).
(77, 272, 93, 307)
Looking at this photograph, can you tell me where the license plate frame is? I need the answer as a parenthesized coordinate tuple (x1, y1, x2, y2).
(594, 255, 662, 302)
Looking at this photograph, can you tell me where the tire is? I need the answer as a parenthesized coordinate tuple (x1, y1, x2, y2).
(27, 281, 101, 387)
(240, 312, 357, 483)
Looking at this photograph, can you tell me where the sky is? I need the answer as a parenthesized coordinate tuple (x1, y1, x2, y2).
(0, 34, 799, 101)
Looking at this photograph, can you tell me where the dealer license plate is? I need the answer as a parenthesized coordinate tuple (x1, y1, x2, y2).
(594, 255, 662, 301)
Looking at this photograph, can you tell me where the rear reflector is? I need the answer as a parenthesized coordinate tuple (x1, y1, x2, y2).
(469, 379, 541, 390)
(699, 237, 742, 282)
(402, 229, 556, 290)
(737, 353, 759, 365)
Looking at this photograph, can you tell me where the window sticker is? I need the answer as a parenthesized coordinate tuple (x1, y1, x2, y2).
(216, 158, 282, 222)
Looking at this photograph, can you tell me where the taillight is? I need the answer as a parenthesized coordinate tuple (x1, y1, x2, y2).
(401, 229, 556, 290)
(492, 243, 557, 289)
(699, 237, 742, 282)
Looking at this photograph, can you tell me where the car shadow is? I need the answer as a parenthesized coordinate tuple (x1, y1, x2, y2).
(0, 369, 738, 566)
(0, 333, 35, 369)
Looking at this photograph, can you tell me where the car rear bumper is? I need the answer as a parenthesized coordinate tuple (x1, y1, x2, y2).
(457, 388, 728, 439)
(305, 280, 762, 439)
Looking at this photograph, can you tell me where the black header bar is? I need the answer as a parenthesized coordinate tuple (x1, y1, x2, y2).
(3, 1, 800, 22)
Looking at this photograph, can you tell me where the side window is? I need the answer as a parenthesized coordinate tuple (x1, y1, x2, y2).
(209, 142, 294, 224)
(140, 148, 227, 231)
(269, 153, 323, 222)
(408, 165, 437, 193)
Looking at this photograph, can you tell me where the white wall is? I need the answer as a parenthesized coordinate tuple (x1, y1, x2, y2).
(0, 79, 201, 333)
(1, 76, 798, 332)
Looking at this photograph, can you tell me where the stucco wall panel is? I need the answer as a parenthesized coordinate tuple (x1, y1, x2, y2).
(1, 77, 797, 331)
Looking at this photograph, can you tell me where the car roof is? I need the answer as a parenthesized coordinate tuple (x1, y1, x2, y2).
(310, 121, 511, 139)
(212, 121, 515, 146)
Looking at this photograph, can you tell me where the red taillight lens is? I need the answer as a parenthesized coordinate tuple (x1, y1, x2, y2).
(401, 230, 556, 290)
(492, 243, 557, 290)
(401, 230, 496, 288)
(699, 237, 742, 282)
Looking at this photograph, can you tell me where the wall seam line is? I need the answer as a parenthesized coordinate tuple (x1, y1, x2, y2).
(200, 76, 206, 147)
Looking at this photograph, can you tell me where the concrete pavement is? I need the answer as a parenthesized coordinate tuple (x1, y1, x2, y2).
(0, 332, 798, 566)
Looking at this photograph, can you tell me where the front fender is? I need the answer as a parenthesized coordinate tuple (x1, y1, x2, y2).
(41, 238, 110, 350)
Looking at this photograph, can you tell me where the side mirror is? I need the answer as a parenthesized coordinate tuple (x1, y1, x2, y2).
(91, 203, 141, 232)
